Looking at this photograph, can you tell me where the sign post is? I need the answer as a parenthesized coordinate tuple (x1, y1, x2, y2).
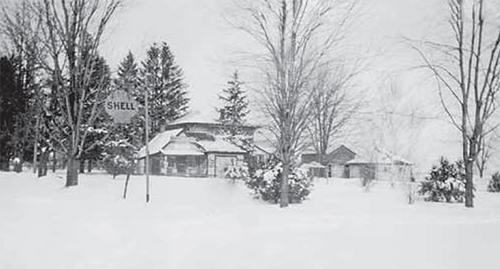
(105, 90, 146, 200)
(145, 90, 150, 203)
(104, 90, 138, 124)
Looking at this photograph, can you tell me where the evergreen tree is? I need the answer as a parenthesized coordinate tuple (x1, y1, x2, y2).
(100, 51, 143, 177)
(141, 42, 189, 137)
(0, 55, 34, 171)
(113, 51, 143, 148)
(77, 53, 112, 173)
(217, 70, 249, 136)
(116, 51, 140, 94)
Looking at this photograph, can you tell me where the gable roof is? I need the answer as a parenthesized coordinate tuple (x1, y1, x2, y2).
(138, 128, 248, 158)
(161, 138, 205, 156)
(329, 145, 356, 157)
(300, 145, 356, 165)
(138, 129, 182, 158)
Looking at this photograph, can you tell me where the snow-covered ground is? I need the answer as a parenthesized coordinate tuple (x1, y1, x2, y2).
(1, 171, 499, 269)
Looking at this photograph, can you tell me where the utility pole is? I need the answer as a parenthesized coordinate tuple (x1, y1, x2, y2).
(33, 117, 39, 174)
(145, 89, 150, 203)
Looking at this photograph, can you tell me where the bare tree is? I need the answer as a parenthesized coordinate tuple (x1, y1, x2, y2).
(231, 0, 358, 207)
(307, 64, 359, 161)
(1, 0, 121, 186)
(411, 0, 500, 207)
(476, 128, 499, 178)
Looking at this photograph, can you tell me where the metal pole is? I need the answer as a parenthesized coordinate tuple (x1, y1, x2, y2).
(33, 117, 39, 174)
(145, 89, 150, 203)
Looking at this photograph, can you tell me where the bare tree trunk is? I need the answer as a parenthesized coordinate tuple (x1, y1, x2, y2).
(465, 159, 474, 207)
(410, 0, 500, 208)
(38, 148, 48, 177)
(280, 155, 290, 207)
(52, 150, 56, 172)
(232, 0, 358, 207)
(33, 117, 39, 174)
(123, 172, 131, 199)
(66, 156, 78, 186)
(79, 159, 85, 173)
(478, 165, 484, 178)
(88, 159, 93, 173)
(66, 141, 78, 187)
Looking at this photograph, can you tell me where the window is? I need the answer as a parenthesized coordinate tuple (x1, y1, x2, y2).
(187, 156, 196, 167)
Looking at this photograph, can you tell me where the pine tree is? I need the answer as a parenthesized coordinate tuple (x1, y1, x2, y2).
(113, 51, 143, 149)
(217, 70, 249, 136)
(0, 55, 34, 171)
(116, 51, 140, 94)
(78, 54, 112, 173)
(0, 56, 20, 171)
(141, 42, 189, 137)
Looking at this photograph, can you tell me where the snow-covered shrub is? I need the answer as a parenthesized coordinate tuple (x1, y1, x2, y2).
(102, 139, 137, 178)
(418, 157, 465, 202)
(487, 172, 500, 192)
(225, 161, 249, 183)
(244, 159, 313, 204)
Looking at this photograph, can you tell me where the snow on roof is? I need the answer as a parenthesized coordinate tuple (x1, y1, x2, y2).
(301, 161, 325, 168)
(138, 129, 183, 158)
(139, 128, 248, 157)
(346, 148, 413, 165)
(161, 138, 205, 156)
(197, 137, 247, 154)
(346, 157, 371, 165)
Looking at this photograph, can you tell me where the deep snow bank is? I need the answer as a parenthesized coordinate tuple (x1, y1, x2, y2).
(1, 171, 499, 269)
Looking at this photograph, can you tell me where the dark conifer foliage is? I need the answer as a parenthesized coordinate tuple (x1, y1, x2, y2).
(0, 56, 34, 171)
(141, 42, 189, 137)
(105, 50, 143, 171)
(116, 51, 140, 92)
(113, 51, 143, 148)
(217, 70, 249, 135)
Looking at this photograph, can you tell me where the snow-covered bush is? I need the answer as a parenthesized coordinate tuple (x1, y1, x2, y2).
(418, 157, 465, 203)
(487, 172, 500, 192)
(102, 139, 137, 178)
(225, 161, 249, 183)
(244, 159, 313, 204)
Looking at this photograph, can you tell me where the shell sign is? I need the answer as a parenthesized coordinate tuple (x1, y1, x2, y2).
(105, 90, 138, 123)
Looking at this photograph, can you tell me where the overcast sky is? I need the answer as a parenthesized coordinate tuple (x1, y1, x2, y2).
(99, 0, 499, 173)
(101, 0, 443, 114)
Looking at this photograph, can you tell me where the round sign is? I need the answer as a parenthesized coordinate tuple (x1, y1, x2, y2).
(105, 90, 138, 123)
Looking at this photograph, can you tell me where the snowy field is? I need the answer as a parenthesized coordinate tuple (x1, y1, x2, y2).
(1, 171, 499, 269)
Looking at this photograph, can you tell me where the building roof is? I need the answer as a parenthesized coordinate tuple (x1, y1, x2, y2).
(196, 137, 247, 154)
(138, 128, 247, 158)
(138, 129, 183, 158)
(300, 144, 357, 165)
(346, 147, 413, 165)
(301, 161, 325, 168)
(161, 138, 205, 156)
(329, 145, 356, 157)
